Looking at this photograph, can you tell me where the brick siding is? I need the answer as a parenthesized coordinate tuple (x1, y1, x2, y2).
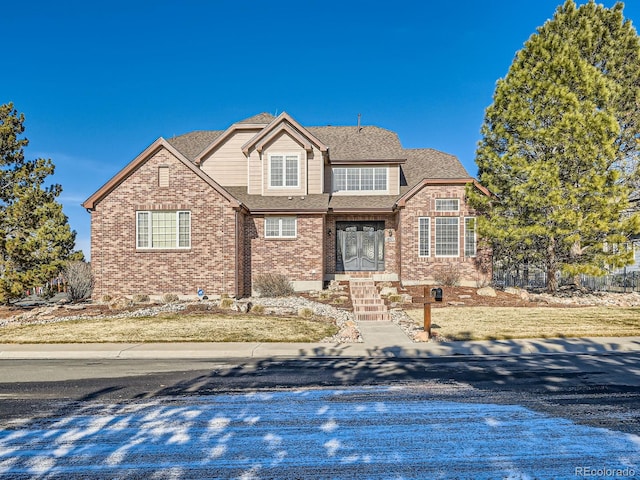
(244, 214, 324, 293)
(90, 148, 240, 298)
(398, 184, 491, 286)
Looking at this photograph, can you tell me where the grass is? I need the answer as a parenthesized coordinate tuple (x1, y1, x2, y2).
(0, 313, 339, 343)
(405, 306, 640, 341)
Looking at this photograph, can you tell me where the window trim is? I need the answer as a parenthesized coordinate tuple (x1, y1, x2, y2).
(464, 217, 477, 257)
(136, 210, 191, 250)
(435, 217, 459, 257)
(264, 216, 297, 239)
(435, 198, 460, 212)
(269, 153, 299, 188)
(332, 166, 388, 193)
(418, 217, 430, 258)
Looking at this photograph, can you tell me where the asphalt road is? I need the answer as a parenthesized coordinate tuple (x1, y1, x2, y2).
(0, 353, 639, 478)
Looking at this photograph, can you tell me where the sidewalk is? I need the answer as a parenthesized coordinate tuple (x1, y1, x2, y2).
(0, 321, 639, 360)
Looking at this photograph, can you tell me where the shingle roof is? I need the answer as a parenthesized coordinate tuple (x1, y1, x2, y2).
(402, 148, 470, 187)
(237, 113, 276, 124)
(166, 130, 223, 162)
(307, 126, 405, 161)
(164, 115, 474, 212)
(224, 187, 329, 211)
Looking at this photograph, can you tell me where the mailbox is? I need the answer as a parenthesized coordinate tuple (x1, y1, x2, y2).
(431, 287, 443, 302)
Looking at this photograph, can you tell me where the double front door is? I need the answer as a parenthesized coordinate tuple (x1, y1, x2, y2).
(336, 222, 385, 271)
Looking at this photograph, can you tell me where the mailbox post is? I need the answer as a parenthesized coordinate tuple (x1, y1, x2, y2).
(412, 287, 443, 339)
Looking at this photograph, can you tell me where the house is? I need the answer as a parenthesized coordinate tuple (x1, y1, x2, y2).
(83, 112, 490, 299)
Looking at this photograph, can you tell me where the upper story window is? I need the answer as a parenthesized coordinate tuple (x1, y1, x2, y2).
(269, 154, 299, 188)
(137, 211, 190, 249)
(435, 198, 460, 212)
(332, 167, 387, 192)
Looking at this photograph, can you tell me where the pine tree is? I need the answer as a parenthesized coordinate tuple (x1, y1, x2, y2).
(0, 103, 82, 303)
(470, 0, 640, 292)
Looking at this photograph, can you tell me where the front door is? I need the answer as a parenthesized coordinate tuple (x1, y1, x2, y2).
(336, 222, 385, 271)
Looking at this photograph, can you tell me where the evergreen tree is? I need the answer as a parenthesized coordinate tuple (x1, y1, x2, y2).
(0, 103, 82, 303)
(470, 0, 640, 292)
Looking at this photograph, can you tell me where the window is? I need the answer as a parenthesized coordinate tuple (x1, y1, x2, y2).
(137, 211, 190, 249)
(418, 217, 430, 257)
(435, 198, 460, 212)
(332, 167, 388, 192)
(265, 217, 297, 238)
(435, 217, 459, 257)
(270, 154, 299, 188)
(465, 217, 476, 257)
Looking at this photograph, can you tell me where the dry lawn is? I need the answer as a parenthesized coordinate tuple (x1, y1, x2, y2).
(405, 306, 640, 341)
(0, 314, 339, 343)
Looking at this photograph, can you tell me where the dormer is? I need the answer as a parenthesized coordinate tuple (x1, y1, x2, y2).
(242, 112, 328, 196)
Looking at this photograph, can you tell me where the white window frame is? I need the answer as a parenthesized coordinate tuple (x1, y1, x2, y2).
(435, 217, 459, 257)
(136, 210, 191, 249)
(464, 217, 477, 257)
(435, 198, 460, 212)
(265, 217, 297, 239)
(269, 154, 299, 188)
(418, 217, 430, 257)
(332, 167, 388, 193)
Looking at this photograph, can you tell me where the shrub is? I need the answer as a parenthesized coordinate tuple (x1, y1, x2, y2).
(318, 291, 332, 300)
(250, 304, 265, 314)
(63, 261, 94, 302)
(101, 294, 113, 303)
(298, 307, 314, 319)
(162, 293, 179, 304)
(433, 265, 461, 286)
(388, 294, 403, 303)
(253, 273, 294, 297)
(132, 294, 150, 304)
(220, 297, 234, 308)
(109, 296, 133, 310)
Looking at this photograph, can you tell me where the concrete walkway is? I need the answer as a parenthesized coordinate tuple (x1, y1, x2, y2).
(0, 319, 639, 360)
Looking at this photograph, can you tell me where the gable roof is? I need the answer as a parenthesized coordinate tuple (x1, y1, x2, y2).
(83, 137, 240, 211)
(89, 113, 483, 214)
(241, 112, 329, 155)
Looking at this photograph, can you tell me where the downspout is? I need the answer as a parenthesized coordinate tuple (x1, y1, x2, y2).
(234, 209, 239, 298)
(395, 204, 402, 284)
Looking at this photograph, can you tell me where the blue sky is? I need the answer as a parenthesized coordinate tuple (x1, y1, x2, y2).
(3, 0, 639, 258)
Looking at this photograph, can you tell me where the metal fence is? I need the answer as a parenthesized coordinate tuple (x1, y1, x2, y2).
(492, 265, 640, 293)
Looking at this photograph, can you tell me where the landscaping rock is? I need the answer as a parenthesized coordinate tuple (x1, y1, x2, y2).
(447, 301, 465, 306)
(477, 287, 497, 297)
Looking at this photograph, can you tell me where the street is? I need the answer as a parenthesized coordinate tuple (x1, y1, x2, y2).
(0, 353, 639, 478)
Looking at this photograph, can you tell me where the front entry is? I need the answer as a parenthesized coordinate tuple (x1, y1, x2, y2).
(336, 221, 385, 271)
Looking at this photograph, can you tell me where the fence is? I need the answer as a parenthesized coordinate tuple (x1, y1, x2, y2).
(492, 265, 640, 293)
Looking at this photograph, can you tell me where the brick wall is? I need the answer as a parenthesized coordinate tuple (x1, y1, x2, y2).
(90, 148, 240, 298)
(244, 214, 325, 293)
(399, 184, 491, 286)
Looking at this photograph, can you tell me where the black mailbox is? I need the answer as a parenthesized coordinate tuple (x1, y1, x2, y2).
(431, 287, 443, 302)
